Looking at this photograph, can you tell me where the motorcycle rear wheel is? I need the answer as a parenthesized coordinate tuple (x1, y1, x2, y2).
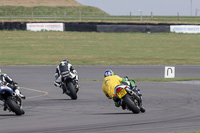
(6, 96, 24, 116)
(123, 95, 140, 114)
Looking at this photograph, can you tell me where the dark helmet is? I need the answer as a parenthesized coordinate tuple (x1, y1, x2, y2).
(62, 59, 69, 63)
(104, 69, 114, 77)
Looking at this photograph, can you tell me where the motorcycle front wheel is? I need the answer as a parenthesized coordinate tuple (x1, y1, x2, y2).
(67, 82, 77, 100)
(123, 94, 140, 114)
(6, 96, 24, 116)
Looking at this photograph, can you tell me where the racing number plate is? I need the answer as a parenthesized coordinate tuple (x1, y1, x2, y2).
(117, 88, 127, 98)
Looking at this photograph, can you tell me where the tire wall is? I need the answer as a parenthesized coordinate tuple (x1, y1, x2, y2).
(97, 25, 170, 33)
(65, 22, 97, 32)
(0, 22, 26, 30)
(0, 22, 170, 33)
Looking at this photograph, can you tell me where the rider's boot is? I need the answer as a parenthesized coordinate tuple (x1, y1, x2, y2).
(121, 101, 126, 110)
(140, 106, 146, 113)
(114, 101, 121, 107)
(61, 85, 67, 94)
(139, 99, 145, 113)
(3, 104, 7, 111)
(113, 95, 121, 107)
(74, 80, 80, 93)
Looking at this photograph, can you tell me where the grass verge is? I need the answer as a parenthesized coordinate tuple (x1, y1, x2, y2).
(0, 31, 200, 65)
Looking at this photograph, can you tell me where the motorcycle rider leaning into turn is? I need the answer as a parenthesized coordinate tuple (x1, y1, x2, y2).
(54, 59, 79, 93)
(0, 69, 26, 100)
(102, 69, 145, 112)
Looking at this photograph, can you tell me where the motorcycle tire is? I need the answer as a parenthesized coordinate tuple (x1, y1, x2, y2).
(67, 82, 77, 100)
(123, 94, 140, 114)
(6, 96, 24, 116)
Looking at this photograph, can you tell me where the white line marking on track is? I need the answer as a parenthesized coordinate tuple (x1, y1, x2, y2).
(21, 87, 48, 99)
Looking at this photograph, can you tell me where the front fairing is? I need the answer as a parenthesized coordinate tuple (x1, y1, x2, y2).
(0, 86, 14, 100)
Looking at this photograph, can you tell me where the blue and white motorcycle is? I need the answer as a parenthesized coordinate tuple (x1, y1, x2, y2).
(0, 84, 25, 116)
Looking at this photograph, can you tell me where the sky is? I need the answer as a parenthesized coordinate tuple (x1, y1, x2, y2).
(76, 0, 200, 16)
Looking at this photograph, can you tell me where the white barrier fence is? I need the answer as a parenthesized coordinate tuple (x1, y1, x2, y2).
(170, 25, 200, 33)
(27, 23, 64, 31)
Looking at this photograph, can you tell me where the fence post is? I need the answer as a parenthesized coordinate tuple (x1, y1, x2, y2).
(139, 10, 142, 21)
(177, 12, 179, 21)
(104, 12, 106, 21)
(130, 11, 132, 20)
(64, 10, 66, 20)
(79, 10, 82, 20)
(151, 12, 153, 20)
(32, 11, 34, 20)
(10, 11, 12, 20)
(195, 8, 197, 16)
(54, 10, 56, 20)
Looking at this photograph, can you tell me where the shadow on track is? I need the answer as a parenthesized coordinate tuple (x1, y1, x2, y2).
(91, 112, 134, 115)
(0, 114, 16, 116)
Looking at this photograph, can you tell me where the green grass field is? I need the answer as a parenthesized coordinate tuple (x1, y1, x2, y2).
(0, 31, 199, 65)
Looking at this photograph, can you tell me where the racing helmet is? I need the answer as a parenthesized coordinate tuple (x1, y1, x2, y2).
(104, 69, 114, 77)
(62, 59, 69, 63)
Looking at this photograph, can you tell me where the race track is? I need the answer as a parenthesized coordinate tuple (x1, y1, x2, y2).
(0, 65, 200, 133)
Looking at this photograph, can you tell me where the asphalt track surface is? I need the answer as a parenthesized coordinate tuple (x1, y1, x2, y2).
(0, 65, 200, 133)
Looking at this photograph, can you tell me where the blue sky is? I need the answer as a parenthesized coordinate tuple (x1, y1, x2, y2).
(76, 0, 200, 16)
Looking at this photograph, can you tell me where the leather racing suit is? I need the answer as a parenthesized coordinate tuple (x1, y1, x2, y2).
(54, 61, 79, 90)
(0, 73, 25, 99)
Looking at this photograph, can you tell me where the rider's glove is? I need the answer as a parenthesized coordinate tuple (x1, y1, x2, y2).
(13, 84, 19, 90)
(124, 76, 129, 80)
(72, 70, 77, 74)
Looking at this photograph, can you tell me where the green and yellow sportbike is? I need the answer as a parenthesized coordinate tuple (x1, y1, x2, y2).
(115, 81, 145, 114)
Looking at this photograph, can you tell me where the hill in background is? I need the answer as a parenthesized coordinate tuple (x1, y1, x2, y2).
(0, 0, 83, 7)
(0, 0, 109, 18)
